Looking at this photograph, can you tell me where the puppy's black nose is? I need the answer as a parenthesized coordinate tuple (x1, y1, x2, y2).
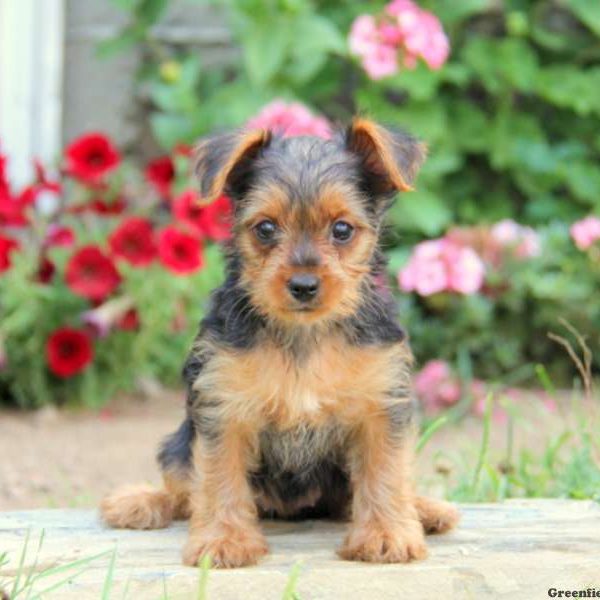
(288, 274, 320, 302)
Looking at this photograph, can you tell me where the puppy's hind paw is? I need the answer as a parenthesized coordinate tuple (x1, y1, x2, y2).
(100, 484, 174, 530)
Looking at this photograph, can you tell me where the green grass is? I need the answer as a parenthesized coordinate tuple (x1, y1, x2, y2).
(0, 535, 305, 600)
(437, 387, 600, 503)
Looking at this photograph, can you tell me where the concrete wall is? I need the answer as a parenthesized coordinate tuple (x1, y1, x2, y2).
(62, 0, 233, 152)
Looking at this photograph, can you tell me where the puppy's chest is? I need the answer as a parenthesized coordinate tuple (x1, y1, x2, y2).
(199, 336, 410, 428)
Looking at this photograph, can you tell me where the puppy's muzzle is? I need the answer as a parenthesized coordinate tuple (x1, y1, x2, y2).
(287, 274, 320, 303)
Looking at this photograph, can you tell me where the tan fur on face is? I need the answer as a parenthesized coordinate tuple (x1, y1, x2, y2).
(236, 181, 378, 325)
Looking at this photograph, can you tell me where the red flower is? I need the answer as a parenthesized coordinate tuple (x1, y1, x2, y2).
(157, 226, 203, 275)
(173, 143, 194, 158)
(45, 224, 75, 248)
(37, 256, 56, 283)
(0, 234, 20, 273)
(198, 195, 233, 241)
(172, 191, 233, 241)
(145, 156, 175, 198)
(117, 308, 140, 331)
(0, 185, 38, 227)
(0, 152, 10, 197)
(109, 217, 157, 266)
(46, 328, 93, 378)
(34, 158, 62, 194)
(64, 133, 121, 184)
(65, 245, 121, 301)
(0, 195, 27, 226)
(172, 189, 204, 235)
(69, 197, 126, 216)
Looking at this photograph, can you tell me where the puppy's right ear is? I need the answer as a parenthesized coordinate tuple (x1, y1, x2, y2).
(194, 129, 271, 203)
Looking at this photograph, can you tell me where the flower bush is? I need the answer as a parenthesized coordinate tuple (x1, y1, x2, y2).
(3, 0, 600, 407)
(394, 219, 600, 386)
(0, 133, 227, 408)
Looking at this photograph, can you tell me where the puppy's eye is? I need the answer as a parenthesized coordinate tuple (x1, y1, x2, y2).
(331, 220, 354, 243)
(254, 220, 277, 242)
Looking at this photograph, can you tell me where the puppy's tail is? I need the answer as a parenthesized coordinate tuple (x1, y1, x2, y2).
(100, 475, 190, 530)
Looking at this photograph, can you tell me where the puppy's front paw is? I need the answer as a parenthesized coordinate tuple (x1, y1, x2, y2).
(182, 527, 269, 568)
(338, 520, 428, 564)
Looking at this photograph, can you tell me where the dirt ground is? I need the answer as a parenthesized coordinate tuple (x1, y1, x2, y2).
(0, 389, 572, 511)
(0, 391, 186, 511)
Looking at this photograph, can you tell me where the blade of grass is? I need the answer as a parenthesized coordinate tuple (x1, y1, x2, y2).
(197, 554, 211, 600)
(282, 561, 303, 600)
(417, 415, 448, 453)
(101, 547, 117, 600)
(10, 528, 31, 599)
(24, 531, 45, 600)
(534, 364, 557, 398)
(26, 549, 113, 588)
(471, 393, 493, 497)
(28, 564, 96, 600)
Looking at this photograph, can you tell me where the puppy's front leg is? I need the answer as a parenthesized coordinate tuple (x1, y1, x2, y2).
(339, 400, 427, 563)
(183, 421, 268, 568)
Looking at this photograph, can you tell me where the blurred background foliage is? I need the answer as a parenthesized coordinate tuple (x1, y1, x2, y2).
(104, 0, 600, 232)
(101, 0, 600, 382)
(1, 0, 599, 409)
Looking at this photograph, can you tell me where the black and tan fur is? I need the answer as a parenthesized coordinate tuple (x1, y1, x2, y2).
(100, 118, 459, 567)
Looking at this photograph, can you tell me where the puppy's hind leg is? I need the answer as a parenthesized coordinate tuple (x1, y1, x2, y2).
(100, 473, 190, 530)
(415, 495, 460, 534)
(100, 417, 194, 530)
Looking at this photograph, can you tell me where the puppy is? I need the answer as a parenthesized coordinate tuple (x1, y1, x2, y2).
(100, 117, 459, 567)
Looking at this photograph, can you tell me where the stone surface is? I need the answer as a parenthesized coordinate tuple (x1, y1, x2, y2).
(1, 500, 599, 599)
(63, 0, 234, 151)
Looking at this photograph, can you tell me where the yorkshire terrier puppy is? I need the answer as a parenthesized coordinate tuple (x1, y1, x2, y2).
(100, 118, 459, 567)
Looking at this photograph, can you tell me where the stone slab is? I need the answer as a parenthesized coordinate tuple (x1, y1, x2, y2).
(1, 500, 599, 599)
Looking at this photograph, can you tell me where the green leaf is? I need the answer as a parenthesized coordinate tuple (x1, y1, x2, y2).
(150, 113, 200, 149)
(388, 65, 441, 101)
(109, 0, 139, 10)
(462, 38, 538, 92)
(137, 0, 169, 26)
(389, 189, 452, 235)
(242, 18, 290, 86)
(96, 26, 144, 58)
(566, 0, 600, 36)
(286, 15, 346, 84)
(427, 0, 491, 24)
(449, 101, 489, 153)
(563, 162, 600, 206)
(536, 67, 600, 116)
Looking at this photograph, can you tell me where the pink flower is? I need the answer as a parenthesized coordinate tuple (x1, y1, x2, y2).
(491, 219, 540, 258)
(570, 216, 600, 250)
(399, 238, 485, 296)
(399, 10, 449, 70)
(348, 15, 380, 57)
(246, 100, 332, 139)
(349, 1, 449, 80)
(362, 44, 399, 80)
(447, 246, 486, 295)
(415, 360, 461, 413)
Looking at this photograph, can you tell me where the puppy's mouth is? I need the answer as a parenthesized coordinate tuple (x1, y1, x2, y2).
(286, 299, 324, 314)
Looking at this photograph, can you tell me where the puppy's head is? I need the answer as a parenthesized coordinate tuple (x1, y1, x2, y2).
(195, 118, 425, 325)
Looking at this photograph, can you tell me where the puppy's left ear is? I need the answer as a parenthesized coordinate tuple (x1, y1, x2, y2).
(194, 129, 272, 203)
(346, 117, 427, 196)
